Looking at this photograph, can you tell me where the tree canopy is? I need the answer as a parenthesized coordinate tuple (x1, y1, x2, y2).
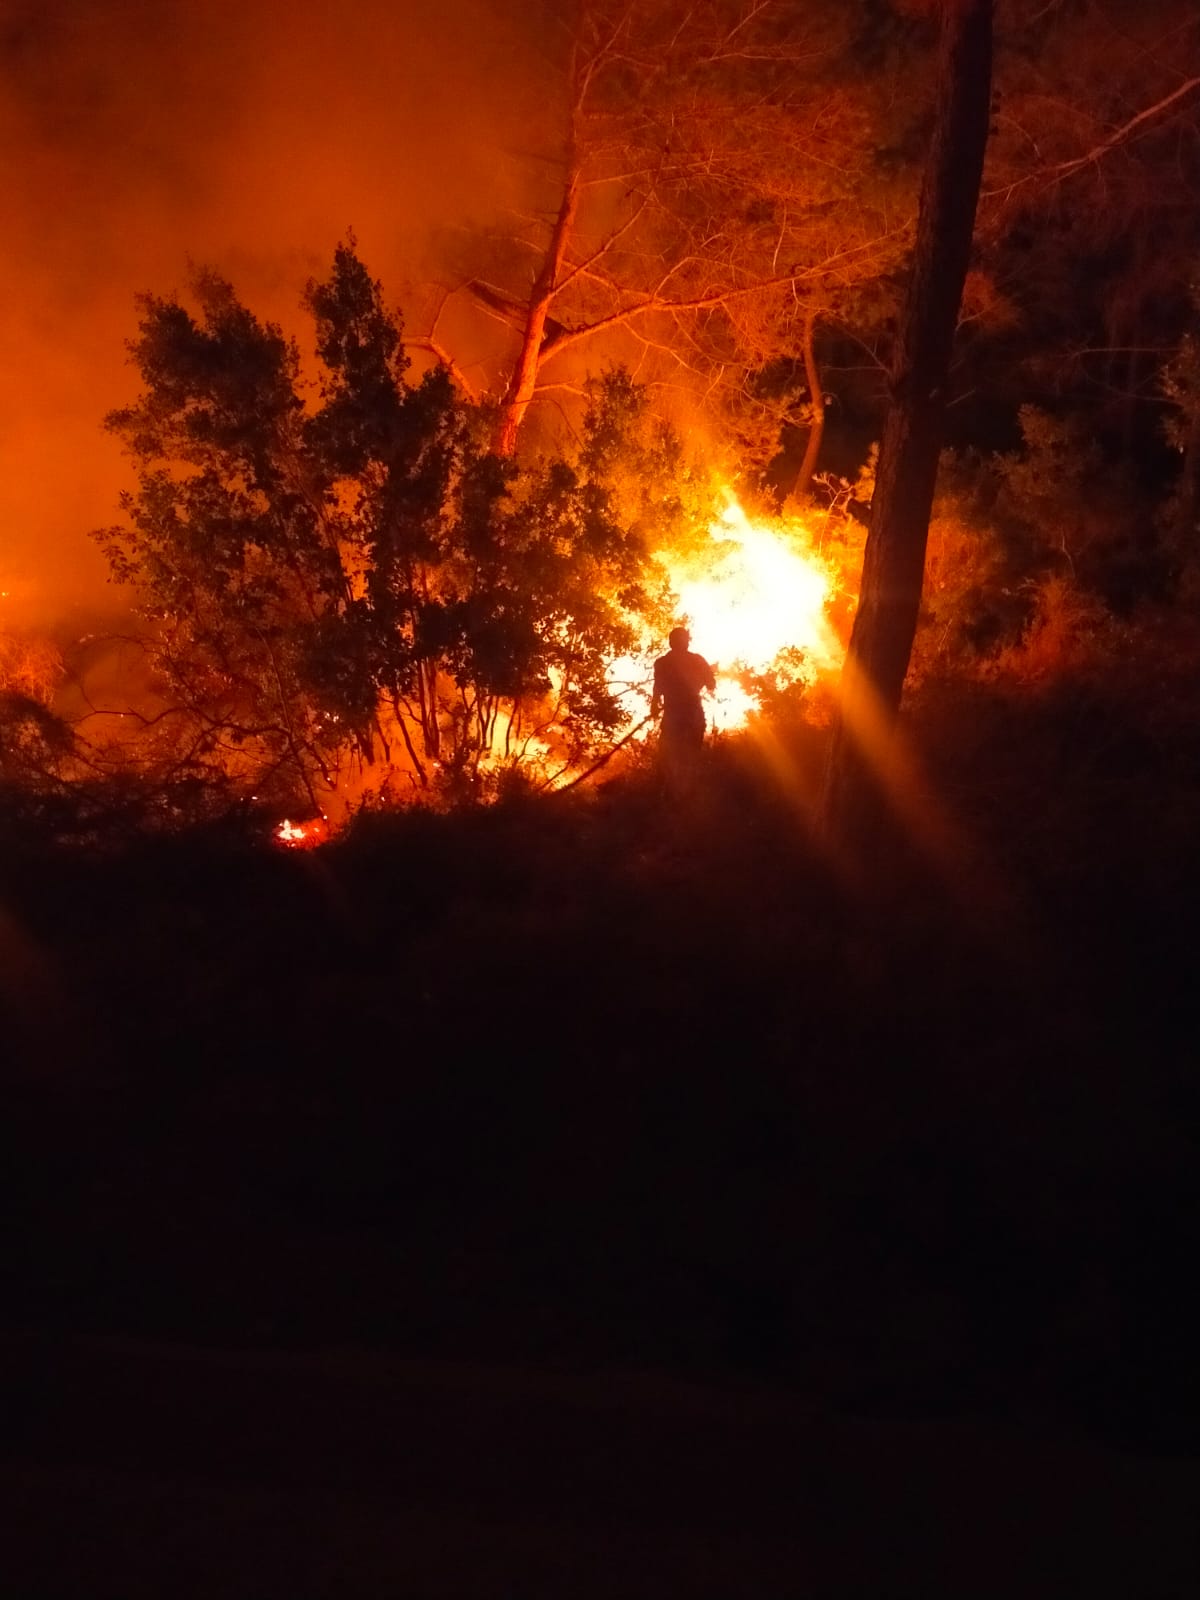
(87, 1, 1200, 818)
(411, 0, 1199, 498)
(97, 244, 702, 809)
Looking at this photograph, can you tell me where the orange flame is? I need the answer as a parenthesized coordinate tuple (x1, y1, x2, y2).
(276, 816, 328, 848)
(610, 490, 849, 732)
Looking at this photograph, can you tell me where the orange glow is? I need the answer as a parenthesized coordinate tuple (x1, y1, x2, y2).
(611, 490, 850, 732)
(665, 492, 845, 726)
(0, 2, 527, 630)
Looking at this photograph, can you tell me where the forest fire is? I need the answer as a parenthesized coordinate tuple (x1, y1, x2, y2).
(9, 17, 1200, 1579)
(14, 0, 1190, 832)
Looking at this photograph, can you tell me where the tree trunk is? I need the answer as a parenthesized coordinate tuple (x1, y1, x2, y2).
(792, 308, 826, 502)
(491, 152, 581, 456)
(822, 0, 992, 829)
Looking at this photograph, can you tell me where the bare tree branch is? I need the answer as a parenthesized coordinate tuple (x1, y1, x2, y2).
(985, 74, 1200, 201)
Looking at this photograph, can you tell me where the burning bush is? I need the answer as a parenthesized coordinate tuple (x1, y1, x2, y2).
(93, 244, 859, 824)
(94, 247, 692, 812)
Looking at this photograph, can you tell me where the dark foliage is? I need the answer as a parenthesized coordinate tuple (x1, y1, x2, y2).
(5, 649, 1200, 1458)
(95, 245, 684, 802)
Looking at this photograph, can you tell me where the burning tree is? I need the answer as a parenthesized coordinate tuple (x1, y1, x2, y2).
(95, 244, 694, 810)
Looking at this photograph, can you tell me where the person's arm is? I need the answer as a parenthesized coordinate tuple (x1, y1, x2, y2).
(702, 657, 716, 694)
(650, 658, 663, 718)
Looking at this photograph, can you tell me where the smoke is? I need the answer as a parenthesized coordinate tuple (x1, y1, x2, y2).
(0, 0, 539, 632)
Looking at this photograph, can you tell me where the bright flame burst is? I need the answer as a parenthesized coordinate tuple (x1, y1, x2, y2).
(612, 491, 847, 731)
(276, 815, 328, 848)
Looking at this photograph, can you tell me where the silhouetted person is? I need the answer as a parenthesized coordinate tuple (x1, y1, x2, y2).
(651, 627, 715, 784)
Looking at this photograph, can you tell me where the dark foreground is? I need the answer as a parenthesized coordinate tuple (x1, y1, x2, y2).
(5, 1338, 1197, 1598)
(2, 671, 1199, 1594)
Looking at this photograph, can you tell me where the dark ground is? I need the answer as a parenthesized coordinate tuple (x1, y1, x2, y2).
(2, 667, 1199, 1595)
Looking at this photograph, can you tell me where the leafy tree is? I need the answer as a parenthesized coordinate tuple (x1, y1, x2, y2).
(96, 245, 671, 807)
(98, 266, 374, 807)
(302, 249, 675, 783)
(437, 372, 676, 764)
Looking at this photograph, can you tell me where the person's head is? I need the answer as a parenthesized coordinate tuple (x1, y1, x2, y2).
(668, 626, 690, 652)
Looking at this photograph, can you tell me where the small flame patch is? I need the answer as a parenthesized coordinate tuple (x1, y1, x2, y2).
(275, 816, 328, 849)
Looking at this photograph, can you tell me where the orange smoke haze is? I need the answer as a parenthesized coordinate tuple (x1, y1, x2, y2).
(1, 0, 537, 632)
